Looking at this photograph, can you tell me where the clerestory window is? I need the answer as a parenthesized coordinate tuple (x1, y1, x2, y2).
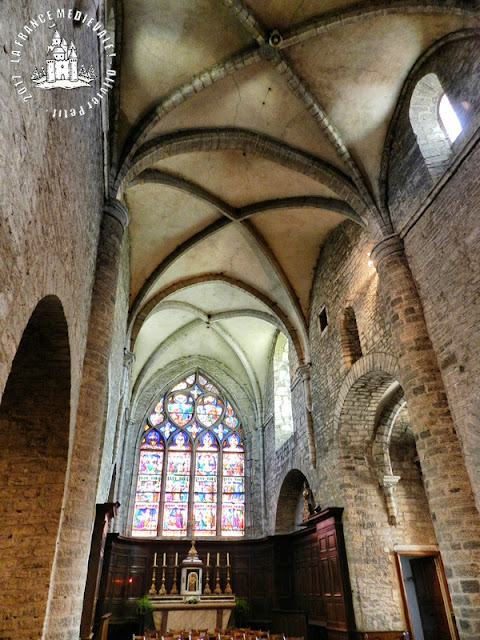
(131, 372, 245, 538)
(274, 332, 294, 448)
(409, 73, 463, 181)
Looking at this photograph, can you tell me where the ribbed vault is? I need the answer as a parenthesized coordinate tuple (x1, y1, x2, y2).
(111, 0, 476, 437)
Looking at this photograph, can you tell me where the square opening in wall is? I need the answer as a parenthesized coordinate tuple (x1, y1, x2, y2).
(318, 307, 328, 333)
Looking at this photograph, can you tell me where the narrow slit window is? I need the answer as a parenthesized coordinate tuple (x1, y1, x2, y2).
(318, 307, 328, 333)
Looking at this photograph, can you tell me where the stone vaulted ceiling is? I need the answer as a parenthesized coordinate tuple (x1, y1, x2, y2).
(113, 0, 476, 424)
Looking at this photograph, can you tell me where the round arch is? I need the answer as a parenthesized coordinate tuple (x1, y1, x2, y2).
(274, 468, 314, 535)
(0, 296, 71, 639)
(336, 361, 437, 632)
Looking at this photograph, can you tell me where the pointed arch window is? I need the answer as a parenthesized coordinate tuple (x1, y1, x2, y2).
(132, 372, 245, 538)
(274, 332, 294, 448)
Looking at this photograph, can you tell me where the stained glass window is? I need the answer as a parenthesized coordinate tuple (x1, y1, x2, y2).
(131, 372, 245, 537)
(132, 429, 164, 537)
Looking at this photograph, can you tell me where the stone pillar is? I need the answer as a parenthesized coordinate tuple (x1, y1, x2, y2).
(43, 199, 128, 640)
(297, 364, 317, 468)
(372, 234, 480, 640)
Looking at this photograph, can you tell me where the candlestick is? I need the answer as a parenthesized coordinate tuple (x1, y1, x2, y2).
(158, 563, 167, 596)
(224, 563, 232, 595)
(170, 563, 178, 594)
(214, 563, 222, 594)
(203, 563, 211, 595)
(149, 563, 157, 595)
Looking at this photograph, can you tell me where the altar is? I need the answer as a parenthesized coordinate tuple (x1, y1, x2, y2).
(148, 541, 236, 633)
(151, 595, 236, 633)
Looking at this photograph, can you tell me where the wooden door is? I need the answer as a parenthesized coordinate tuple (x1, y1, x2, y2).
(409, 556, 450, 640)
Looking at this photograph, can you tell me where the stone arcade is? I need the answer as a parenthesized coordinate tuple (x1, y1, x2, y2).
(1, 2, 480, 640)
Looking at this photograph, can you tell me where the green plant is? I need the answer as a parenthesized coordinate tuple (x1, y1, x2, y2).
(136, 594, 154, 615)
(185, 596, 199, 604)
(232, 597, 249, 626)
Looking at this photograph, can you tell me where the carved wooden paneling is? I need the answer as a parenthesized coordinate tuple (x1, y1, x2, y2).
(97, 509, 363, 638)
(352, 633, 410, 640)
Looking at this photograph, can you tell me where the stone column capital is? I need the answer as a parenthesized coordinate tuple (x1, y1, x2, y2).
(123, 349, 135, 369)
(370, 234, 404, 269)
(380, 475, 401, 489)
(296, 363, 311, 382)
(103, 198, 129, 229)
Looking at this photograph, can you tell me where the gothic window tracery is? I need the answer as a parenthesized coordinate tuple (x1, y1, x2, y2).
(132, 372, 245, 538)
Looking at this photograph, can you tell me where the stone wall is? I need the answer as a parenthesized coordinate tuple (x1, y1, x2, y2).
(385, 23, 480, 546)
(387, 34, 480, 232)
(261, 220, 448, 631)
(0, 1, 105, 638)
(403, 137, 480, 533)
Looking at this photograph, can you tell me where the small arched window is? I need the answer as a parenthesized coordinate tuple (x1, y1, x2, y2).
(131, 372, 245, 538)
(409, 73, 462, 181)
(274, 333, 294, 447)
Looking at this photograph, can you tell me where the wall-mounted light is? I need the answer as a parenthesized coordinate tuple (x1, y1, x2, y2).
(367, 252, 374, 269)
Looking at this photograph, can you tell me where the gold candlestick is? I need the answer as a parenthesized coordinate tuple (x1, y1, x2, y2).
(149, 562, 158, 595)
(170, 562, 179, 594)
(158, 562, 167, 596)
(203, 563, 211, 594)
(224, 563, 232, 594)
(214, 565, 222, 594)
